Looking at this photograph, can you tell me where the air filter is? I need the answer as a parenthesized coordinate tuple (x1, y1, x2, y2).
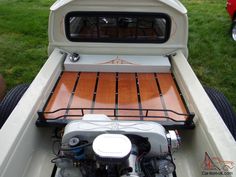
(92, 134, 132, 164)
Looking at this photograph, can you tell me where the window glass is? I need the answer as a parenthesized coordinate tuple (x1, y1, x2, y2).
(66, 12, 171, 43)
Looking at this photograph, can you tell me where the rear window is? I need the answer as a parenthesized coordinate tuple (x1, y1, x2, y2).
(65, 12, 171, 43)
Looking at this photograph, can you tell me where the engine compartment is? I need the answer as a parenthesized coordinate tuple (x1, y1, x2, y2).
(51, 115, 180, 177)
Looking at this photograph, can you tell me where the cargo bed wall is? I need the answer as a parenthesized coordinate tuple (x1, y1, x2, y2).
(0, 49, 65, 177)
(171, 51, 236, 177)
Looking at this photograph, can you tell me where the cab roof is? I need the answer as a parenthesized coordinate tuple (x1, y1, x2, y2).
(50, 0, 187, 14)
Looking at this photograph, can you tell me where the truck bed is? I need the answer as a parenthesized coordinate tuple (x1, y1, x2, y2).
(37, 72, 194, 128)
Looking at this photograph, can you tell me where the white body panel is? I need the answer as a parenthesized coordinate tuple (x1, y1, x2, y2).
(64, 54, 171, 72)
(50, 0, 187, 13)
(0, 49, 64, 177)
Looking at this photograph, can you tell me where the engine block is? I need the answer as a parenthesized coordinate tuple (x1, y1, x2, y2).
(53, 114, 180, 177)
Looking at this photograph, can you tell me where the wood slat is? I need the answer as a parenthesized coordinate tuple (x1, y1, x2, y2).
(69, 72, 97, 117)
(44, 72, 78, 119)
(93, 73, 116, 116)
(138, 73, 165, 121)
(118, 73, 140, 119)
(44, 72, 188, 122)
(157, 74, 187, 121)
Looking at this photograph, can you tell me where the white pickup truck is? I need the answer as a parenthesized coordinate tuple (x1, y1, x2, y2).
(0, 0, 236, 177)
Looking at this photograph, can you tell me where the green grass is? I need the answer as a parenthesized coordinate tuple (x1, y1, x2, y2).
(182, 0, 236, 111)
(0, 0, 53, 87)
(0, 0, 236, 111)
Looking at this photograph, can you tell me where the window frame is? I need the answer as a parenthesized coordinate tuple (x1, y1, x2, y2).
(65, 11, 171, 43)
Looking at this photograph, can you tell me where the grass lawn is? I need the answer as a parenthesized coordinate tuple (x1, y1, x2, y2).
(0, 0, 236, 111)
(183, 0, 236, 112)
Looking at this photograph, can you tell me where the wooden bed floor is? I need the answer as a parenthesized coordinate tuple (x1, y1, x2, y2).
(43, 72, 188, 121)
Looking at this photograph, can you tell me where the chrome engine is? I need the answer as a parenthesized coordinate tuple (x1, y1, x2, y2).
(52, 115, 180, 177)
